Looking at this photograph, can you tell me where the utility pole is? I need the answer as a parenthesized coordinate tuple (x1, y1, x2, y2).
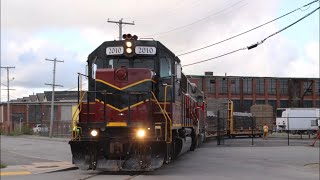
(107, 18, 135, 40)
(0, 66, 15, 133)
(0, 60, 2, 103)
(45, 58, 64, 138)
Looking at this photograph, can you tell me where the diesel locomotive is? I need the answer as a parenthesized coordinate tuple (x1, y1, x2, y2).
(69, 34, 207, 171)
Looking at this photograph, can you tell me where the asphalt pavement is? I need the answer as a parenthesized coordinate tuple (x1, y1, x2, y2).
(0, 135, 319, 180)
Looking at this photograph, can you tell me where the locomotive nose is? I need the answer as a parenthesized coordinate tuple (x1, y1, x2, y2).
(115, 68, 127, 80)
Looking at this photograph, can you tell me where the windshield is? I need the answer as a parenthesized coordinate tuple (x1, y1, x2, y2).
(160, 57, 172, 77)
(106, 58, 155, 70)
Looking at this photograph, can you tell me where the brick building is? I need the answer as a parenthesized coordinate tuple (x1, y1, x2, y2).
(188, 72, 320, 112)
(0, 91, 80, 135)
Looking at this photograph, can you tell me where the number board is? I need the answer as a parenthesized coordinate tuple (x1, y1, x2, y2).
(135, 46, 156, 55)
(106, 47, 124, 55)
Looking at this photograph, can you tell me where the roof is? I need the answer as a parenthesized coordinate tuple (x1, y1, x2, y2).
(22, 97, 31, 102)
(36, 93, 46, 102)
(29, 95, 38, 102)
(44, 91, 80, 101)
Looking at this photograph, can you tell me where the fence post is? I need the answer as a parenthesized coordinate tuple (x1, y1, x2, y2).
(251, 116, 254, 146)
(217, 110, 220, 145)
(287, 116, 290, 146)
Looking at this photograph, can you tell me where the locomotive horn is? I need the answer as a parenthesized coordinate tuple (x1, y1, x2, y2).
(132, 35, 138, 40)
(127, 34, 132, 39)
(122, 34, 127, 40)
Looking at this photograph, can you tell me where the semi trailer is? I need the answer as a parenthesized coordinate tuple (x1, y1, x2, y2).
(276, 108, 320, 134)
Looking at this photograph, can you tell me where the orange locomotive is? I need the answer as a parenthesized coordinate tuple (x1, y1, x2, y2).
(69, 34, 207, 171)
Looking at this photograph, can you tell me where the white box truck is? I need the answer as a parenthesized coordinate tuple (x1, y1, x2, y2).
(276, 108, 320, 134)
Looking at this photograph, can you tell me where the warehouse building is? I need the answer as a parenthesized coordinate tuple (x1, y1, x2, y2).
(188, 72, 320, 112)
(0, 91, 81, 136)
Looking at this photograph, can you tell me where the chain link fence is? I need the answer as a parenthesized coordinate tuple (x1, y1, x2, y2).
(211, 112, 320, 147)
(2, 104, 74, 137)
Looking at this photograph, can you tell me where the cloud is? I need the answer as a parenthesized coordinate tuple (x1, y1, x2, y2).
(1, 36, 86, 100)
(1, 0, 319, 100)
(284, 41, 319, 78)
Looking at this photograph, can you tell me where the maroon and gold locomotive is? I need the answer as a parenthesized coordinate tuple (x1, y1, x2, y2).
(69, 34, 206, 171)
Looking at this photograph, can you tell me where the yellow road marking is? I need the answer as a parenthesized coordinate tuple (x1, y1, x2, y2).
(0, 171, 31, 176)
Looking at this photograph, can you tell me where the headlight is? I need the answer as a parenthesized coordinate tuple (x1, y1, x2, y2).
(137, 129, 145, 138)
(126, 48, 132, 54)
(126, 41, 132, 47)
(90, 130, 98, 137)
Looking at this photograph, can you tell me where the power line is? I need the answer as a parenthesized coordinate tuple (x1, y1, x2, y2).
(259, 7, 319, 44)
(65, 82, 87, 91)
(182, 7, 320, 67)
(177, 0, 320, 57)
(143, 0, 246, 37)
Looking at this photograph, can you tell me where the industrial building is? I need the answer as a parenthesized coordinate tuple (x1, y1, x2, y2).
(188, 72, 320, 112)
(0, 91, 80, 135)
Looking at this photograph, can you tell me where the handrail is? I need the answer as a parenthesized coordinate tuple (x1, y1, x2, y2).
(71, 91, 87, 140)
(71, 91, 88, 122)
(163, 85, 172, 111)
(151, 91, 172, 143)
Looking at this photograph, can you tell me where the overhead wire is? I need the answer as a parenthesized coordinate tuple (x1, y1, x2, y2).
(182, 6, 320, 67)
(177, 0, 320, 57)
(143, 0, 246, 37)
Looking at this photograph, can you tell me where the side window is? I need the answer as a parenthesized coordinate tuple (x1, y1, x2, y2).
(92, 63, 97, 79)
(160, 58, 172, 78)
(108, 59, 113, 68)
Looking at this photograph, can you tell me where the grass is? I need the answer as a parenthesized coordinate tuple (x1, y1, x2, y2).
(0, 164, 7, 168)
(2, 125, 33, 136)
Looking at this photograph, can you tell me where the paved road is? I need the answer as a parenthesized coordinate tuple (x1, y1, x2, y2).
(1, 135, 71, 164)
(1, 135, 319, 180)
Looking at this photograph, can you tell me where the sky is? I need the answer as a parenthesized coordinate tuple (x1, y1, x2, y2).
(0, 0, 319, 102)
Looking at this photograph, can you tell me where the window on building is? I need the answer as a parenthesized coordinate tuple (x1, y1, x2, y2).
(256, 78, 264, 95)
(206, 78, 215, 94)
(303, 81, 313, 96)
(45, 105, 58, 121)
(28, 105, 43, 122)
(315, 101, 320, 108)
(255, 100, 265, 105)
(12, 113, 24, 124)
(196, 79, 203, 91)
(279, 79, 288, 95)
(233, 100, 241, 112)
(280, 100, 288, 108)
(268, 100, 277, 112)
(219, 78, 228, 94)
(230, 78, 240, 94)
(316, 79, 320, 95)
(243, 100, 253, 112)
(243, 78, 252, 94)
(267, 79, 277, 95)
(303, 100, 313, 108)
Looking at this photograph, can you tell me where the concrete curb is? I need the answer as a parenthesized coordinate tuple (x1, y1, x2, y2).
(0, 161, 75, 176)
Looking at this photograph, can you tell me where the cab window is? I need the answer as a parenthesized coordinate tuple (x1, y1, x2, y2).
(133, 59, 154, 70)
(160, 58, 172, 78)
(112, 59, 129, 68)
